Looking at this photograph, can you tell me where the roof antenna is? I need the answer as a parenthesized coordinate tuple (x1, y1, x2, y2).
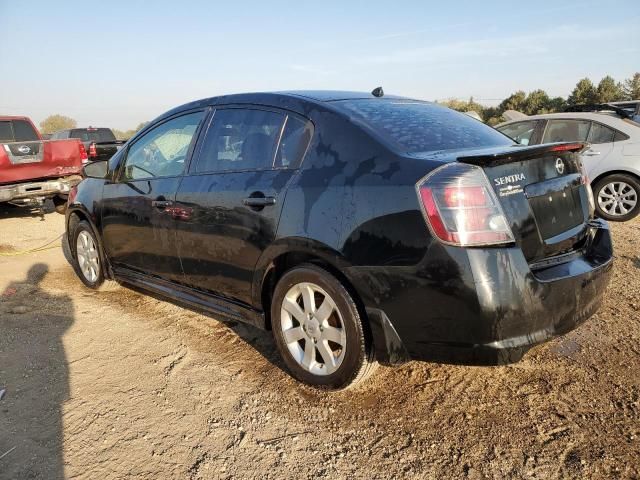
(371, 86, 384, 98)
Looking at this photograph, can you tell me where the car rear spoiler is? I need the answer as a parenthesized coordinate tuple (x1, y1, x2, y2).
(565, 103, 633, 119)
(457, 143, 586, 167)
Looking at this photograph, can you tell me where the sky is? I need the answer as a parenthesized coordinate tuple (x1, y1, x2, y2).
(1, 0, 638, 130)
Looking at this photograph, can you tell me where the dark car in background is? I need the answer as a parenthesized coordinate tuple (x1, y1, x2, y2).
(51, 127, 125, 162)
(65, 91, 613, 389)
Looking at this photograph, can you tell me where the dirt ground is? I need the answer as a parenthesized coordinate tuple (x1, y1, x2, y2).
(0, 204, 638, 480)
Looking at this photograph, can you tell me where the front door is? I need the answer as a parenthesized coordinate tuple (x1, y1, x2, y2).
(175, 107, 313, 305)
(101, 110, 206, 281)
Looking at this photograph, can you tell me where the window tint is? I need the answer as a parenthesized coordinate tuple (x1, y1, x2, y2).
(498, 121, 537, 146)
(0, 121, 14, 142)
(335, 100, 512, 154)
(12, 120, 39, 142)
(122, 111, 204, 181)
(542, 120, 590, 143)
(614, 130, 629, 141)
(193, 109, 285, 173)
(274, 116, 313, 168)
(70, 128, 116, 143)
(588, 123, 615, 144)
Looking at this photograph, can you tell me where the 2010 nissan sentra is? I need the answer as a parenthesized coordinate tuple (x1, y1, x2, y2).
(65, 90, 614, 389)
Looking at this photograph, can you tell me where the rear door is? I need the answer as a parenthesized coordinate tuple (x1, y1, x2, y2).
(101, 110, 206, 281)
(174, 107, 313, 305)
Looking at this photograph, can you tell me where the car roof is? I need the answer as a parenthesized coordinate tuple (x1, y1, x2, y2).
(159, 90, 419, 120)
(497, 111, 640, 136)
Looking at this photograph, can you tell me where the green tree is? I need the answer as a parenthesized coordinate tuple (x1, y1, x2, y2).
(623, 72, 640, 100)
(39, 114, 77, 134)
(568, 78, 597, 105)
(548, 96, 567, 112)
(523, 89, 551, 115)
(498, 90, 527, 112)
(596, 75, 625, 103)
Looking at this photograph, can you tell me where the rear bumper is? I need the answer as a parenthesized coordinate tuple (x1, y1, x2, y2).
(348, 219, 613, 366)
(0, 176, 82, 203)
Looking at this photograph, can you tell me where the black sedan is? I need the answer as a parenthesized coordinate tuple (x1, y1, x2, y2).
(66, 90, 613, 389)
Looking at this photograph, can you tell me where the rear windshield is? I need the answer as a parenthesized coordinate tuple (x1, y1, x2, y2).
(0, 120, 39, 142)
(70, 128, 116, 143)
(335, 100, 512, 154)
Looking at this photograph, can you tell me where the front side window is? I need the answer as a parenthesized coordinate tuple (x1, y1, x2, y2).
(588, 123, 616, 144)
(335, 100, 512, 154)
(193, 109, 285, 173)
(497, 121, 538, 146)
(122, 111, 204, 181)
(542, 120, 590, 143)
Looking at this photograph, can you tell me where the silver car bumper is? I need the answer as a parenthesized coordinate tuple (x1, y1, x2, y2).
(0, 176, 82, 203)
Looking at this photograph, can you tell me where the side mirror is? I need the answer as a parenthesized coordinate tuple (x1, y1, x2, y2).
(82, 160, 108, 179)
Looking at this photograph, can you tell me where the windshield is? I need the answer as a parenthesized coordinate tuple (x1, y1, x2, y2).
(335, 100, 512, 154)
(70, 128, 116, 143)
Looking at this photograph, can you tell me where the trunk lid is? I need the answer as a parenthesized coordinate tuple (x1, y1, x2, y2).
(456, 142, 591, 263)
(0, 139, 84, 185)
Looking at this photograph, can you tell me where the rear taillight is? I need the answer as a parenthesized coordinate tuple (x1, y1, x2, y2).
(79, 143, 88, 163)
(417, 163, 515, 246)
(89, 142, 97, 158)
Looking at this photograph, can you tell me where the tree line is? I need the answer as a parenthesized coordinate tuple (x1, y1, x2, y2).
(440, 72, 640, 125)
(39, 115, 148, 140)
(37, 72, 640, 135)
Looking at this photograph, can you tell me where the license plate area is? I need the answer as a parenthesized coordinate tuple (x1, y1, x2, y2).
(526, 175, 585, 240)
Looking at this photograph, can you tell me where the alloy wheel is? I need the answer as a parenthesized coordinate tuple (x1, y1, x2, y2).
(280, 282, 347, 376)
(597, 181, 638, 217)
(76, 231, 100, 283)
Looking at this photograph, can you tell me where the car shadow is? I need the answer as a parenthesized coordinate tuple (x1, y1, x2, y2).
(0, 263, 72, 480)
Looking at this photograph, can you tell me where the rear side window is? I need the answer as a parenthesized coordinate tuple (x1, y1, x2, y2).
(498, 121, 538, 146)
(542, 120, 590, 143)
(588, 123, 616, 144)
(275, 116, 313, 168)
(193, 109, 285, 173)
(12, 120, 39, 142)
(0, 121, 13, 142)
(335, 100, 512, 154)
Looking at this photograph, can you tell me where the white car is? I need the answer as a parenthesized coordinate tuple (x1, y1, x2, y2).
(497, 109, 640, 221)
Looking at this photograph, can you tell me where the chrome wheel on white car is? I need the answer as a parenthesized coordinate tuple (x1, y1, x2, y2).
(597, 181, 637, 217)
(594, 174, 640, 222)
(280, 282, 347, 376)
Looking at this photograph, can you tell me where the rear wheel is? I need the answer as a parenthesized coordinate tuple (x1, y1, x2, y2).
(271, 264, 376, 389)
(72, 221, 104, 289)
(594, 174, 640, 221)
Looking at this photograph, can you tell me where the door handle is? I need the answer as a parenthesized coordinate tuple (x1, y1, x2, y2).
(151, 200, 173, 209)
(584, 150, 601, 156)
(242, 196, 276, 207)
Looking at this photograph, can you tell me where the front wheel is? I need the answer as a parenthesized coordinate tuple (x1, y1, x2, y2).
(72, 221, 105, 289)
(271, 264, 376, 389)
(593, 174, 640, 221)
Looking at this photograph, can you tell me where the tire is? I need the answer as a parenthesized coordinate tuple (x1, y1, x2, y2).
(271, 264, 377, 390)
(71, 220, 105, 289)
(53, 196, 67, 215)
(593, 174, 640, 222)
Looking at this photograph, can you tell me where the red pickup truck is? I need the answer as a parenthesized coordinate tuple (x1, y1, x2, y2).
(0, 116, 87, 211)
